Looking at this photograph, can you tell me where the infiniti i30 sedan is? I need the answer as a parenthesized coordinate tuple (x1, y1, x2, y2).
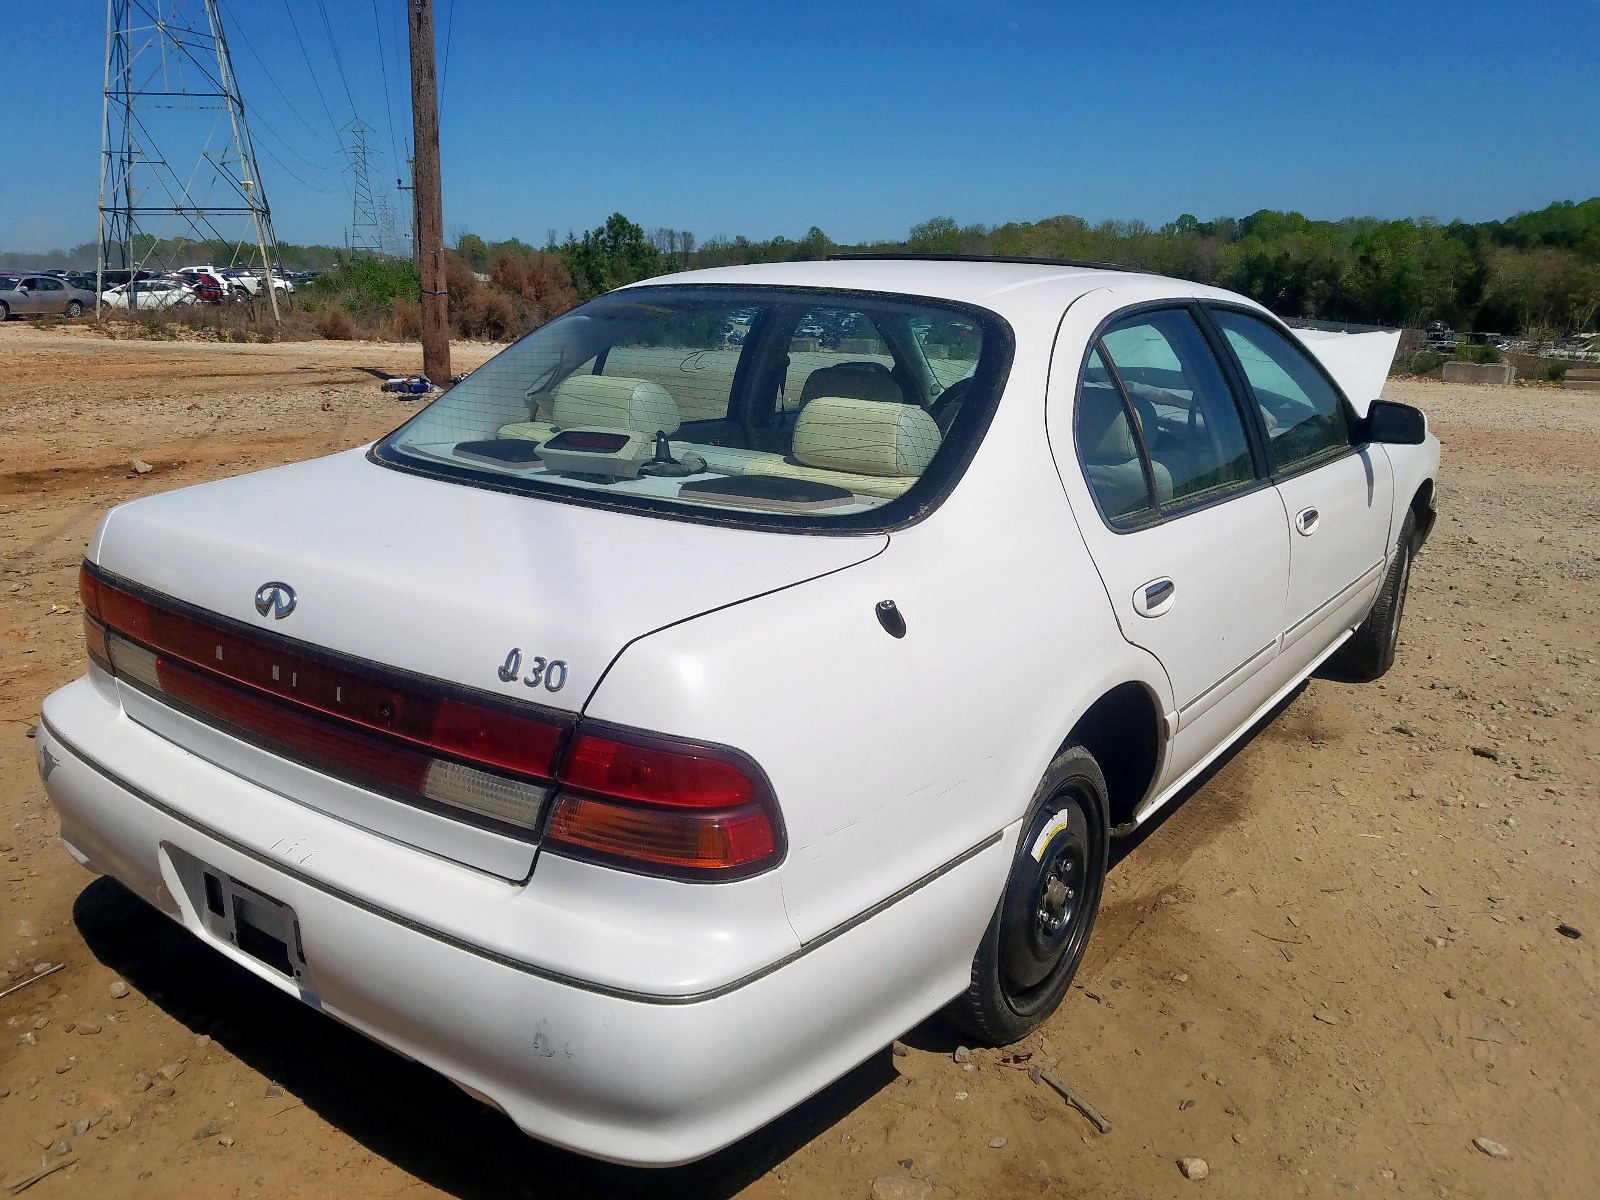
(37, 258, 1437, 1165)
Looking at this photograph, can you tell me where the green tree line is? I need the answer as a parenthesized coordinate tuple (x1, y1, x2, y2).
(12, 198, 1596, 338)
(670, 198, 1600, 337)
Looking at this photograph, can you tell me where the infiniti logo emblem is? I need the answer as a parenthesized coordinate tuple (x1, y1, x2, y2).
(254, 581, 297, 620)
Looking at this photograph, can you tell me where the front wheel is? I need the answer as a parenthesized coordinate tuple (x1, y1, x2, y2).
(1324, 510, 1416, 682)
(947, 745, 1109, 1045)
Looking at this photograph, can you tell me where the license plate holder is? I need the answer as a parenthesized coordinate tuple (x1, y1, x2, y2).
(172, 850, 309, 983)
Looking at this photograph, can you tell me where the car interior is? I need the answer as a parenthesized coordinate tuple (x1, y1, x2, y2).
(389, 292, 989, 517)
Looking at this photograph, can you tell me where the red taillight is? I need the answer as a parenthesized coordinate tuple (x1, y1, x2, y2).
(544, 728, 783, 879)
(78, 561, 569, 834)
(79, 564, 102, 618)
(80, 564, 111, 671)
(77, 561, 785, 879)
(560, 732, 755, 808)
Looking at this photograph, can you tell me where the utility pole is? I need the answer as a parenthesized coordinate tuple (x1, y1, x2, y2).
(408, 0, 450, 382)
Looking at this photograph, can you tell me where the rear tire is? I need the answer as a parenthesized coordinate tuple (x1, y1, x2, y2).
(0, 300, 9, 320)
(947, 745, 1109, 1046)
(66, 300, 84, 318)
(1325, 510, 1416, 682)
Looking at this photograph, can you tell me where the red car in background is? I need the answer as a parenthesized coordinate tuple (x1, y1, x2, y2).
(174, 270, 226, 305)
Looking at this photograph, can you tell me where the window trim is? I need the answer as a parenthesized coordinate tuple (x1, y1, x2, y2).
(1198, 302, 1364, 482)
(1071, 300, 1273, 535)
(369, 283, 1016, 538)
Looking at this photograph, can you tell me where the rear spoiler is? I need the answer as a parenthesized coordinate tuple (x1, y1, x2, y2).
(1288, 328, 1401, 415)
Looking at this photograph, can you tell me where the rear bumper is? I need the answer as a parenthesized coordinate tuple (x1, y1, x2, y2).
(36, 677, 1000, 1166)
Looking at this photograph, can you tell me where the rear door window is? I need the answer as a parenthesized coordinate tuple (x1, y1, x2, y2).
(1078, 308, 1257, 526)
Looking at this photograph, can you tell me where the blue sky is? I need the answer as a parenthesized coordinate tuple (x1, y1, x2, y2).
(2, 0, 1598, 254)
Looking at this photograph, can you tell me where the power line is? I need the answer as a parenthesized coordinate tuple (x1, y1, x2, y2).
(256, 136, 340, 195)
(278, 0, 343, 144)
(227, 9, 337, 146)
(439, 0, 455, 116)
(371, 0, 403, 171)
(250, 108, 339, 177)
(313, 0, 357, 117)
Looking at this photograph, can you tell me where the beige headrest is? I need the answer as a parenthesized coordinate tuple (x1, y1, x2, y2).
(552, 374, 680, 435)
(792, 397, 941, 479)
(1077, 385, 1137, 463)
(798, 364, 904, 407)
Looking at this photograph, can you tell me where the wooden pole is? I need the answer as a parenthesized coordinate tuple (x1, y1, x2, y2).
(408, 0, 450, 383)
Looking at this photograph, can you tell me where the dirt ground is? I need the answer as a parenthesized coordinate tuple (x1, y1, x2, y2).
(1, 324, 1595, 1199)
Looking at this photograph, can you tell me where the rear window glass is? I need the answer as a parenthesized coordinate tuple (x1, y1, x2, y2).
(376, 286, 1009, 528)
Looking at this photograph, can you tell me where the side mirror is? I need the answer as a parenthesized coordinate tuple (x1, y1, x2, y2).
(1361, 399, 1426, 446)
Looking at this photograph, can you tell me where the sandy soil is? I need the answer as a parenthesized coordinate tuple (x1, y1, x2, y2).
(1, 324, 1595, 1199)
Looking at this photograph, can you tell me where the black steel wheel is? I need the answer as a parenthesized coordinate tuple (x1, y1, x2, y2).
(1324, 509, 1416, 683)
(948, 744, 1109, 1045)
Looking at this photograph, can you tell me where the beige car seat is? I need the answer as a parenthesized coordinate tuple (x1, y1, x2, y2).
(1077, 384, 1171, 519)
(500, 374, 680, 442)
(796, 363, 905, 409)
(746, 396, 941, 500)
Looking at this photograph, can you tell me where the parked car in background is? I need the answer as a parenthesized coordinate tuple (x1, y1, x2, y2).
(0, 273, 88, 318)
(101, 278, 197, 309)
(222, 268, 295, 298)
(93, 270, 160, 292)
(176, 265, 243, 301)
(37, 257, 1437, 1167)
(64, 278, 101, 313)
(174, 270, 227, 306)
(218, 268, 260, 298)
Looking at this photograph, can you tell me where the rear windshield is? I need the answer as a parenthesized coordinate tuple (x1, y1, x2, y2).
(375, 285, 1010, 529)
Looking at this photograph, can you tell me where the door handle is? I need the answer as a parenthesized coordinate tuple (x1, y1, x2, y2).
(1132, 577, 1176, 618)
(1295, 506, 1320, 536)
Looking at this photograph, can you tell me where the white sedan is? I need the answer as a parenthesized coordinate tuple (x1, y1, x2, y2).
(101, 278, 197, 309)
(37, 258, 1437, 1166)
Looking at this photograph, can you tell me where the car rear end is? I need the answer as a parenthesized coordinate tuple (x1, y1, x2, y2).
(36, 276, 1020, 1163)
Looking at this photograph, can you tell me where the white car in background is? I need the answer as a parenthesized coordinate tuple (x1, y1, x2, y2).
(221, 268, 295, 297)
(100, 278, 197, 309)
(37, 257, 1438, 1166)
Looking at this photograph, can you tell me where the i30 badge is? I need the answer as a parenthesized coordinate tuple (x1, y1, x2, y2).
(254, 581, 296, 619)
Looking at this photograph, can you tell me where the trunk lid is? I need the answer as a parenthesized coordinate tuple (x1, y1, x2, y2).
(92, 448, 884, 876)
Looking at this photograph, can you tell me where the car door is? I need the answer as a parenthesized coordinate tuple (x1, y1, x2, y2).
(1207, 308, 1394, 677)
(35, 277, 67, 313)
(1048, 292, 1291, 797)
(16, 277, 47, 315)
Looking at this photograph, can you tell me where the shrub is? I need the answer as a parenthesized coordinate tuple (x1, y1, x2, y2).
(490, 250, 578, 327)
(135, 313, 175, 340)
(315, 308, 356, 340)
(390, 296, 423, 340)
(1455, 342, 1503, 364)
(1408, 350, 1445, 375)
(1544, 361, 1571, 382)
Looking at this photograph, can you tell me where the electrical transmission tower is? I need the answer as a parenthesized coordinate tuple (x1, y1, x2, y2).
(376, 192, 401, 258)
(344, 118, 384, 254)
(99, 0, 282, 317)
